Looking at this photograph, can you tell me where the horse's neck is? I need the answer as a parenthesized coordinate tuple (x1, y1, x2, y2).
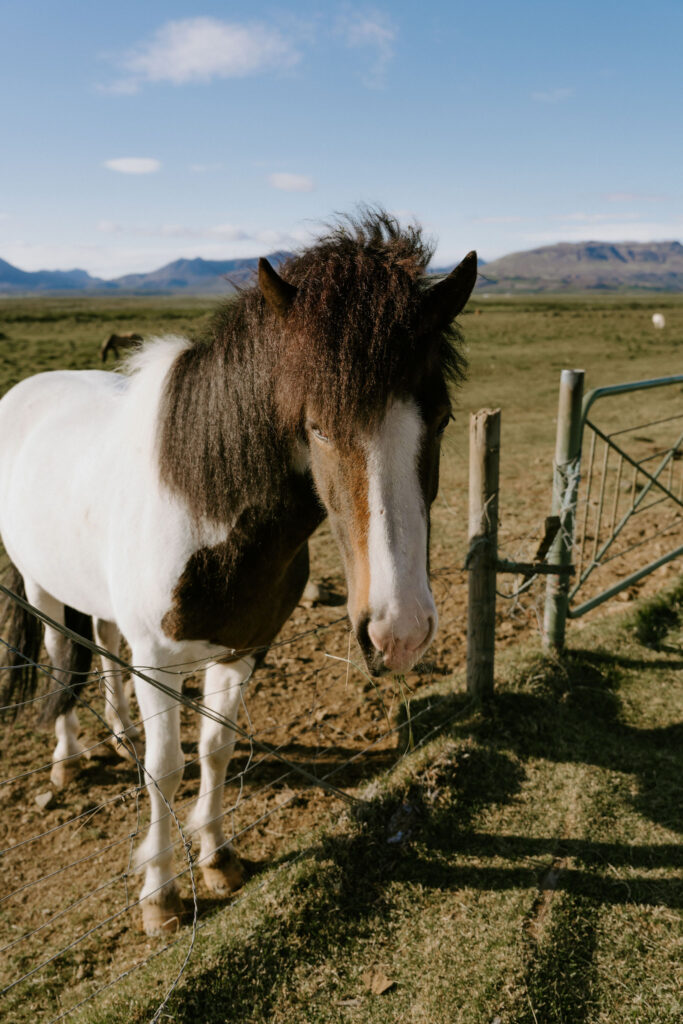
(157, 331, 320, 540)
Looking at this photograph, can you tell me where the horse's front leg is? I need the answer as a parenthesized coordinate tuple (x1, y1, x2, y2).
(188, 656, 255, 896)
(131, 650, 186, 935)
(94, 619, 143, 761)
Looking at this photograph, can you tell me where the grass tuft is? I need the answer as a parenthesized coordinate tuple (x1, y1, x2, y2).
(631, 577, 683, 649)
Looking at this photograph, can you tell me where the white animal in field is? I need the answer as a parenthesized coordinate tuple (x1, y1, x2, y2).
(652, 313, 666, 329)
(0, 211, 478, 935)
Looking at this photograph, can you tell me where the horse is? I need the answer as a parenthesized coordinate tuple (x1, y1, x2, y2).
(0, 211, 476, 935)
(100, 331, 143, 362)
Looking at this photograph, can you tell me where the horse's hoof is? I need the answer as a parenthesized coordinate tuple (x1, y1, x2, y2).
(50, 758, 80, 789)
(201, 846, 245, 896)
(141, 888, 185, 936)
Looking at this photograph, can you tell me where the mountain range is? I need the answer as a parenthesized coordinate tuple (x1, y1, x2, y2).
(1, 241, 682, 296)
(477, 241, 683, 293)
(0, 252, 291, 297)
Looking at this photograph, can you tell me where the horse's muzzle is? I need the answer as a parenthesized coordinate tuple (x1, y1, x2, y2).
(355, 609, 436, 676)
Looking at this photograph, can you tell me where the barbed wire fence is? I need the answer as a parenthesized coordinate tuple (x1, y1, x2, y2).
(3, 377, 678, 1023)
(0, 549, 511, 1024)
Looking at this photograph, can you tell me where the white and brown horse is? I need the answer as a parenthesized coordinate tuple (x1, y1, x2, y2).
(0, 212, 476, 934)
(100, 331, 143, 361)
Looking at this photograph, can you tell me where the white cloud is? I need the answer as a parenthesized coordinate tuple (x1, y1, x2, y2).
(560, 211, 642, 223)
(268, 172, 315, 193)
(605, 192, 667, 203)
(471, 215, 525, 225)
(90, 219, 309, 249)
(104, 157, 161, 175)
(524, 219, 683, 245)
(189, 162, 223, 174)
(97, 220, 123, 233)
(336, 9, 396, 87)
(531, 87, 574, 103)
(112, 17, 299, 91)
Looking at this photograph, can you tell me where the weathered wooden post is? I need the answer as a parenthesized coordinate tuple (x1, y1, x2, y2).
(543, 369, 585, 652)
(466, 408, 501, 698)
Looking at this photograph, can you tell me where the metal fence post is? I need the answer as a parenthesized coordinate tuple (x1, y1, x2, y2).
(543, 369, 585, 652)
(467, 408, 501, 698)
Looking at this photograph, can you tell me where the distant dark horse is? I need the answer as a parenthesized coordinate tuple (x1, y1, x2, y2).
(100, 331, 143, 361)
(0, 212, 476, 933)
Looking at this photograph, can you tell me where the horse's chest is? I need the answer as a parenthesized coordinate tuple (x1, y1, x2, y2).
(161, 503, 321, 651)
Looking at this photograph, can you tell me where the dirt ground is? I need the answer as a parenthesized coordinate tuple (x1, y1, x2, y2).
(2, 495, 679, 1024)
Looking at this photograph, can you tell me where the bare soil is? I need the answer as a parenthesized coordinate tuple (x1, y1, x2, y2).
(1, 495, 677, 1023)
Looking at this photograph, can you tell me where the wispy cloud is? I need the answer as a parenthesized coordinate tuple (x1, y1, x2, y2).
(189, 162, 223, 174)
(104, 157, 161, 175)
(604, 192, 667, 203)
(336, 8, 397, 87)
(560, 211, 642, 223)
(95, 219, 307, 248)
(525, 219, 683, 245)
(97, 220, 123, 233)
(268, 172, 315, 193)
(471, 215, 525, 225)
(107, 17, 300, 92)
(531, 87, 574, 103)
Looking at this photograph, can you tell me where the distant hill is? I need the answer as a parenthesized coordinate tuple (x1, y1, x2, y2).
(477, 241, 683, 293)
(2, 241, 683, 296)
(111, 252, 292, 295)
(0, 258, 106, 294)
(0, 252, 292, 296)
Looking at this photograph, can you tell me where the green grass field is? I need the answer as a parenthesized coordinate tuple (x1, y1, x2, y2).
(0, 293, 681, 1023)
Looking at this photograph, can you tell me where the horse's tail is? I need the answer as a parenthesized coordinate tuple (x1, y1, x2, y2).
(0, 562, 94, 723)
(0, 562, 44, 718)
(39, 605, 94, 724)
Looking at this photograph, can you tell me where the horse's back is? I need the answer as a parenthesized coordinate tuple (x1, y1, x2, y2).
(0, 369, 129, 617)
(0, 341, 199, 635)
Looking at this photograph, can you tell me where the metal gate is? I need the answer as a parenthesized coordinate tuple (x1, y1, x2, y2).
(543, 370, 683, 650)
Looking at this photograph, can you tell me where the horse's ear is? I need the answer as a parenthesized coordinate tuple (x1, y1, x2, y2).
(421, 250, 477, 333)
(258, 258, 298, 318)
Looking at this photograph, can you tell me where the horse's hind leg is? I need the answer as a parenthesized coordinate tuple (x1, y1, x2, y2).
(94, 619, 143, 761)
(22, 579, 92, 789)
(188, 656, 255, 897)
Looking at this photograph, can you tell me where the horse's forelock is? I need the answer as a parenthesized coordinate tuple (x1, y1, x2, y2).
(272, 213, 465, 439)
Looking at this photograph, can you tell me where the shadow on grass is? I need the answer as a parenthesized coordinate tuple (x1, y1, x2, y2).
(120, 638, 682, 1023)
(403, 647, 682, 835)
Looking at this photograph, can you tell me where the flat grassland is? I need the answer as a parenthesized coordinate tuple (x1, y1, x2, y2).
(0, 293, 681, 1023)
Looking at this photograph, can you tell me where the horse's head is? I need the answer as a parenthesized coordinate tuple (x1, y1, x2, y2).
(259, 236, 476, 675)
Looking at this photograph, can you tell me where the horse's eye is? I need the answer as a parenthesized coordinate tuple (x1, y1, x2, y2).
(436, 413, 452, 436)
(308, 423, 329, 443)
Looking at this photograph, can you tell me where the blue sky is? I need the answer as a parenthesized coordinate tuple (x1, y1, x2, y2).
(1, 0, 682, 278)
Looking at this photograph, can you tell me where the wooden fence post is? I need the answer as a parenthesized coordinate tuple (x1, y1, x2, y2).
(543, 369, 585, 652)
(466, 408, 501, 699)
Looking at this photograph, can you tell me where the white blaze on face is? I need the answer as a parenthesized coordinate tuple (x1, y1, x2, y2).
(365, 398, 437, 671)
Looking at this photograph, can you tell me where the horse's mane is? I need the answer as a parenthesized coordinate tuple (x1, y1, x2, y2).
(158, 209, 466, 524)
(276, 210, 465, 437)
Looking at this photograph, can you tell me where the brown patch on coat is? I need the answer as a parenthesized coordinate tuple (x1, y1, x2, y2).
(161, 475, 324, 651)
(311, 443, 371, 625)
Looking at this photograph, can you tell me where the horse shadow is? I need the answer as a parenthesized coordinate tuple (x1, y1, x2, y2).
(159, 645, 681, 1024)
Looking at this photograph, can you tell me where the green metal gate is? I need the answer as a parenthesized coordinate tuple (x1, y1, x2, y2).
(543, 370, 683, 651)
